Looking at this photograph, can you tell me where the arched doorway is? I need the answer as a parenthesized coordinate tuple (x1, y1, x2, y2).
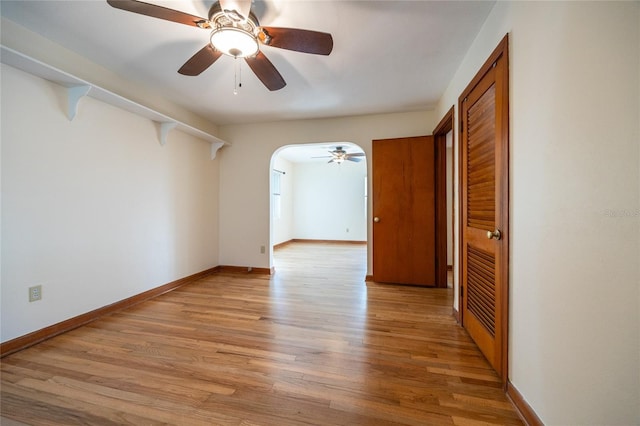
(269, 142, 368, 277)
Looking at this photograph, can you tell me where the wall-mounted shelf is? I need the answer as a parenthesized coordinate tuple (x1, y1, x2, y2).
(0, 45, 229, 159)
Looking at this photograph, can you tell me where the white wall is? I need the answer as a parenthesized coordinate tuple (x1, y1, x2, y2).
(1, 64, 220, 342)
(219, 110, 437, 272)
(292, 160, 367, 242)
(437, 2, 640, 424)
(272, 156, 294, 246)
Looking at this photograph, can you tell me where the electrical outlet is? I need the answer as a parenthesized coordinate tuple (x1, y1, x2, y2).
(29, 285, 42, 302)
(260, 245, 265, 254)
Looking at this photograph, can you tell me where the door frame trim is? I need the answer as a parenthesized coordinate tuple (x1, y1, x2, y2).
(457, 34, 510, 386)
(433, 107, 454, 289)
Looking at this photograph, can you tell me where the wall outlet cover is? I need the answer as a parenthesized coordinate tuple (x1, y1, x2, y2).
(29, 285, 42, 302)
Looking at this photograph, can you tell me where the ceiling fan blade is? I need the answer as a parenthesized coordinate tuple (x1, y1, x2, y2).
(260, 27, 333, 55)
(178, 45, 223, 76)
(106, 0, 208, 28)
(347, 157, 363, 162)
(245, 51, 286, 91)
(346, 153, 365, 157)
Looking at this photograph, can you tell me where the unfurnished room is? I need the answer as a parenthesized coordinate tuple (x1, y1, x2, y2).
(1, 1, 639, 425)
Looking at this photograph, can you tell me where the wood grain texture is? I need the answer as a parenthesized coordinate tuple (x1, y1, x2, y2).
(466, 246, 496, 337)
(217, 265, 274, 275)
(292, 239, 367, 245)
(275, 240, 367, 249)
(1, 242, 522, 425)
(466, 84, 496, 232)
(433, 108, 454, 289)
(452, 307, 460, 323)
(372, 136, 437, 286)
(0, 267, 219, 358)
(459, 34, 510, 384)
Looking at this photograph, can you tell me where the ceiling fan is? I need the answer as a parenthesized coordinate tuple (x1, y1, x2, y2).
(106, 0, 334, 91)
(314, 146, 365, 164)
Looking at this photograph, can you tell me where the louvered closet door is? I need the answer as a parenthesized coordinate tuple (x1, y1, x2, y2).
(460, 42, 508, 377)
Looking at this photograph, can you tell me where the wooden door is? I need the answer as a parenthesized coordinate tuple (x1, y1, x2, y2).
(372, 136, 436, 286)
(459, 36, 509, 380)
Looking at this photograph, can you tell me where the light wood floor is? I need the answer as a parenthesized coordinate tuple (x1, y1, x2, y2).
(1, 242, 522, 425)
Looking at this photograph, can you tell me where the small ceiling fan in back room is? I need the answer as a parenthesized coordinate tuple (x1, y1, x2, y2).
(106, 0, 334, 91)
(314, 146, 365, 164)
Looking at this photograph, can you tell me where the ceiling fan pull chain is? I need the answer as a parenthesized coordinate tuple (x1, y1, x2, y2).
(233, 56, 243, 95)
(234, 57, 239, 95)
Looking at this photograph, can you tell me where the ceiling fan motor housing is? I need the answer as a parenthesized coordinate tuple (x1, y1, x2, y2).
(208, 2, 261, 58)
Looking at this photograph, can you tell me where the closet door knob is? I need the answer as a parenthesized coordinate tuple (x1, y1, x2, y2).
(487, 229, 502, 240)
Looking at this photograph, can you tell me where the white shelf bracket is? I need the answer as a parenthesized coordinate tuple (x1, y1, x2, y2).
(158, 121, 177, 146)
(211, 142, 224, 160)
(66, 85, 91, 121)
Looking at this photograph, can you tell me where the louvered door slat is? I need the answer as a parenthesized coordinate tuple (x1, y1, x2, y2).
(467, 253, 496, 299)
(466, 84, 496, 232)
(467, 273, 495, 311)
(467, 245, 496, 336)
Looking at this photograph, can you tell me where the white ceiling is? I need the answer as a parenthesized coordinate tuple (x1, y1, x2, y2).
(1, 0, 494, 126)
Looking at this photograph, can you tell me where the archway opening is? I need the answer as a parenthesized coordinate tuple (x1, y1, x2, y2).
(269, 142, 368, 278)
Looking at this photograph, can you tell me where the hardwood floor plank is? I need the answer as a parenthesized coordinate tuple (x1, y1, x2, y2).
(1, 242, 521, 425)
(11, 350, 234, 399)
(2, 380, 164, 425)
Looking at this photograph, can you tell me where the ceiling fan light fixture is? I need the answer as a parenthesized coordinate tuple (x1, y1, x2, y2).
(210, 27, 259, 58)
